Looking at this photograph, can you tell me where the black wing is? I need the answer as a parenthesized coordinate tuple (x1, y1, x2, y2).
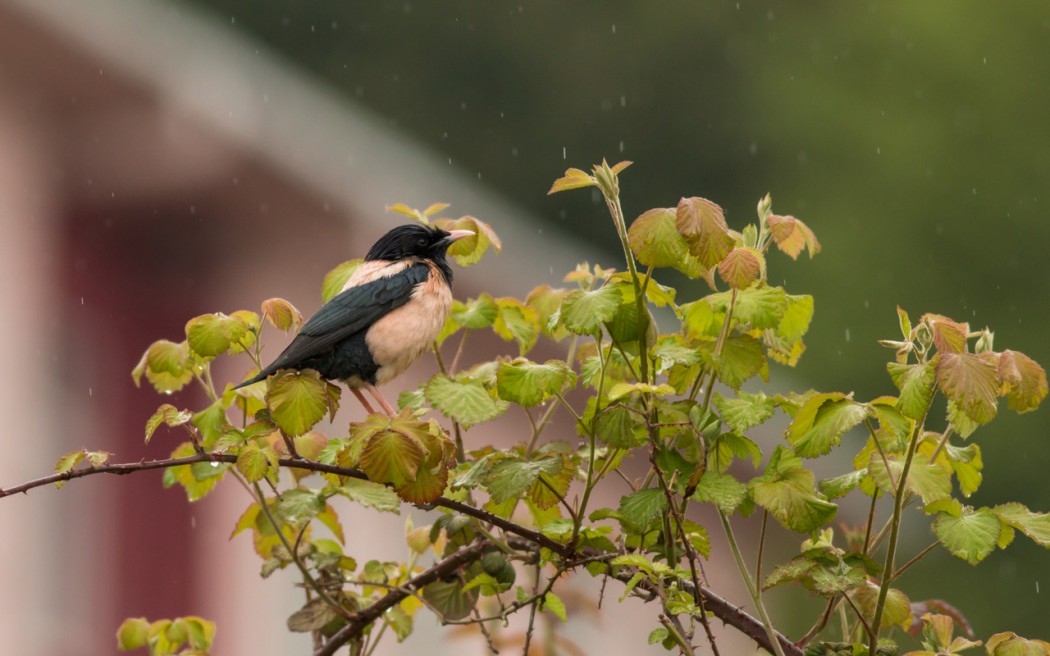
(235, 263, 429, 387)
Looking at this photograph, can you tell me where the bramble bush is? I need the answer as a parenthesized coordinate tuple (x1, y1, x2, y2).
(5, 161, 1049, 656)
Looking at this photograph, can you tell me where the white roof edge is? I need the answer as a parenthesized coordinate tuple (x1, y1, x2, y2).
(6, 0, 604, 292)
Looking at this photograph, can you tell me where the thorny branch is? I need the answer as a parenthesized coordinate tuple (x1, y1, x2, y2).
(2, 452, 802, 656)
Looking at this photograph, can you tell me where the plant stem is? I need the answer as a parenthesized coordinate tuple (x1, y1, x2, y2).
(867, 406, 928, 655)
(717, 509, 786, 656)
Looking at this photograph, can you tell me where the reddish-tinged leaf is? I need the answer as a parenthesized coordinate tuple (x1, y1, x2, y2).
(923, 313, 969, 354)
(675, 197, 734, 268)
(936, 352, 999, 426)
(359, 429, 426, 487)
(766, 214, 821, 260)
(718, 247, 763, 289)
(548, 168, 596, 194)
(998, 349, 1048, 413)
(261, 298, 303, 332)
(610, 160, 633, 175)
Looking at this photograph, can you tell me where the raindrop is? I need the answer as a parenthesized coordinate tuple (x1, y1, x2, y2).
(448, 157, 452, 165)
(88, 387, 93, 397)
(620, 96, 626, 107)
(210, 462, 220, 467)
(972, 187, 977, 196)
(749, 142, 758, 155)
(611, 24, 616, 34)
(619, 141, 624, 153)
(511, 146, 518, 157)
(876, 147, 881, 155)
(863, 300, 869, 309)
(230, 16, 236, 24)
(191, 516, 196, 529)
(80, 297, 84, 305)
(163, 390, 173, 396)
(845, 329, 851, 342)
(477, 172, 482, 180)
(1037, 581, 1040, 593)
(983, 56, 987, 64)
(461, 101, 467, 110)
(562, 146, 567, 160)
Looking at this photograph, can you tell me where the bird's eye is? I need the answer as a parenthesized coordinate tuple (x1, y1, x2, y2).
(417, 238, 427, 247)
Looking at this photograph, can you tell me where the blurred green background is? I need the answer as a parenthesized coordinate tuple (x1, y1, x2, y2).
(178, 0, 1050, 644)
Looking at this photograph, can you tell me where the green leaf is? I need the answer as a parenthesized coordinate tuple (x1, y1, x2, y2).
(425, 375, 507, 428)
(484, 457, 552, 504)
(628, 207, 696, 270)
(594, 404, 648, 449)
(936, 352, 999, 425)
(717, 335, 767, 389)
(709, 432, 763, 472)
(675, 196, 734, 268)
(868, 451, 951, 505)
(134, 339, 194, 394)
(994, 502, 1050, 549)
(933, 506, 1002, 564)
(944, 442, 983, 497)
(492, 297, 540, 355)
(786, 393, 869, 458)
(713, 392, 774, 433)
(185, 312, 253, 358)
(648, 628, 670, 646)
(690, 472, 748, 514)
(559, 285, 622, 335)
(998, 349, 1048, 413)
(266, 370, 329, 437)
(548, 167, 596, 194)
(887, 360, 937, 420)
(116, 617, 150, 650)
(750, 447, 837, 533)
(54, 450, 85, 487)
(276, 488, 324, 523)
(542, 592, 568, 622)
(777, 293, 814, 341)
(711, 285, 787, 330)
(422, 579, 478, 621)
(496, 359, 576, 407)
(261, 297, 303, 332)
(321, 259, 363, 303)
(337, 478, 401, 514)
(718, 247, 764, 289)
(618, 488, 668, 534)
(287, 598, 339, 633)
(819, 470, 867, 499)
(359, 428, 425, 487)
(144, 404, 193, 444)
(680, 297, 721, 340)
(452, 294, 499, 329)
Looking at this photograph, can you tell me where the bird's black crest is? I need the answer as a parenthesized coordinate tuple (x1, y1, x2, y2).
(366, 223, 457, 283)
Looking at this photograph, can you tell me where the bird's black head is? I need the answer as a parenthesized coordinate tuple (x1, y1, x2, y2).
(365, 223, 472, 283)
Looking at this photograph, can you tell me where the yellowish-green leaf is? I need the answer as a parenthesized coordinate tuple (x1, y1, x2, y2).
(786, 393, 869, 458)
(145, 404, 193, 444)
(888, 360, 936, 420)
(932, 506, 1002, 565)
(559, 285, 622, 336)
(266, 370, 329, 437)
(321, 259, 364, 303)
(547, 167, 596, 194)
(116, 617, 150, 651)
(492, 297, 540, 355)
(994, 502, 1050, 549)
(985, 632, 1050, 656)
(237, 445, 277, 483)
(452, 294, 499, 329)
(134, 339, 194, 394)
(497, 358, 576, 407)
(717, 335, 767, 389)
(868, 451, 951, 505)
(425, 375, 507, 428)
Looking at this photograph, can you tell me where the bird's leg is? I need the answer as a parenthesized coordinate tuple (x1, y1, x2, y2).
(351, 388, 378, 415)
(365, 383, 398, 417)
